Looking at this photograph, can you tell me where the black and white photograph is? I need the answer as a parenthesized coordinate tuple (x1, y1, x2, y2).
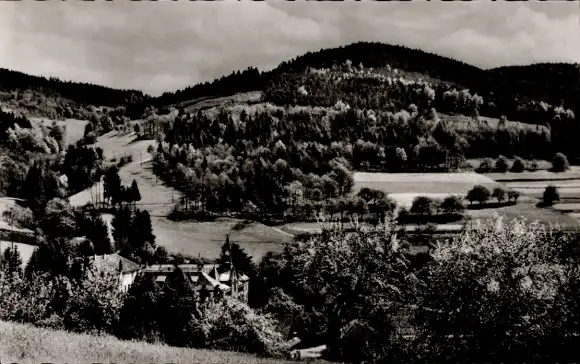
(0, 0, 578, 363)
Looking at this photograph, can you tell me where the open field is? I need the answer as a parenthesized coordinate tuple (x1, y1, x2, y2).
(352, 172, 580, 231)
(353, 172, 500, 194)
(29, 117, 89, 146)
(69, 130, 291, 262)
(181, 91, 263, 113)
(0, 320, 314, 364)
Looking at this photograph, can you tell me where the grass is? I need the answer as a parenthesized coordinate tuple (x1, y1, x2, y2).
(0, 320, 314, 364)
(353, 172, 501, 194)
(182, 91, 264, 113)
(29, 117, 89, 147)
(69, 131, 292, 262)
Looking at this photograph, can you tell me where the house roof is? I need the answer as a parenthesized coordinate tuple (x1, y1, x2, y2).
(141, 264, 216, 274)
(218, 270, 250, 282)
(94, 254, 140, 274)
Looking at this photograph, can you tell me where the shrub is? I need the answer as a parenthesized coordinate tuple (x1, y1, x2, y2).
(477, 158, 494, 173)
(508, 190, 521, 203)
(410, 196, 434, 216)
(200, 297, 288, 357)
(466, 185, 491, 204)
(552, 153, 570, 172)
(543, 185, 560, 205)
(495, 155, 509, 173)
(511, 156, 525, 173)
(492, 187, 506, 203)
(528, 159, 539, 171)
(440, 195, 465, 215)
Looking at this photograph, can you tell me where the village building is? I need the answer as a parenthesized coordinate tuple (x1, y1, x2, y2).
(92, 254, 141, 292)
(139, 263, 250, 302)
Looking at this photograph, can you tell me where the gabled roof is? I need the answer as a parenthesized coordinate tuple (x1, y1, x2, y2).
(93, 254, 140, 274)
(198, 271, 230, 291)
(218, 270, 250, 282)
(141, 264, 215, 274)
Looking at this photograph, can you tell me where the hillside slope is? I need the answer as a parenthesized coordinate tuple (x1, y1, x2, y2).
(68, 130, 292, 261)
(0, 320, 310, 364)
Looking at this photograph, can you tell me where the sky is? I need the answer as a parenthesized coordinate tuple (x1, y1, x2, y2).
(0, 1, 578, 96)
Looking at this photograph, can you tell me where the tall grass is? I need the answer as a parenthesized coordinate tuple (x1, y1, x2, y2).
(0, 320, 317, 364)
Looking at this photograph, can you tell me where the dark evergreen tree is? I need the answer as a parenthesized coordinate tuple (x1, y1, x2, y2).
(117, 274, 162, 341)
(158, 267, 201, 347)
(131, 179, 141, 208)
(216, 235, 256, 277)
(103, 166, 122, 207)
(112, 206, 132, 254)
(1, 246, 22, 277)
(88, 215, 113, 255)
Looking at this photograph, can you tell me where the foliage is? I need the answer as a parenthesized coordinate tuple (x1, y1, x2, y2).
(494, 155, 509, 173)
(508, 190, 521, 203)
(492, 187, 506, 203)
(477, 158, 494, 173)
(410, 196, 434, 216)
(257, 218, 417, 362)
(511, 156, 525, 173)
(2, 205, 34, 230)
(216, 236, 256, 277)
(543, 185, 560, 206)
(199, 297, 289, 357)
(440, 195, 465, 215)
(466, 185, 491, 204)
(117, 273, 162, 342)
(413, 216, 573, 363)
(40, 198, 77, 240)
(552, 152, 569, 172)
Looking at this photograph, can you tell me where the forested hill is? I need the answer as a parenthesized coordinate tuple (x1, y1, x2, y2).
(487, 63, 580, 110)
(154, 42, 487, 107)
(0, 68, 144, 107)
(154, 42, 579, 119)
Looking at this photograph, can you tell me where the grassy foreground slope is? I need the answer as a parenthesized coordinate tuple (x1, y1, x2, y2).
(0, 320, 314, 364)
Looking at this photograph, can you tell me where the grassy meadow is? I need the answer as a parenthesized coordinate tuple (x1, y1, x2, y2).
(0, 320, 317, 364)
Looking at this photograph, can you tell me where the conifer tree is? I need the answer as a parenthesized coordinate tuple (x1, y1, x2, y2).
(217, 235, 255, 277)
(131, 179, 141, 209)
(89, 215, 113, 254)
(2, 246, 22, 277)
(158, 267, 200, 347)
(117, 273, 161, 341)
(112, 206, 132, 254)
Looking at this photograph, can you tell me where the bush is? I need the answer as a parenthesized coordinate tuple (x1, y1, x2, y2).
(552, 153, 570, 172)
(199, 297, 288, 357)
(410, 196, 434, 216)
(511, 156, 525, 173)
(477, 158, 494, 173)
(543, 185, 560, 205)
(492, 187, 506, 203)
(528, 159, 539, 171)
(495, 155, 509, 173)
(508, 190, 521, 203)
(466, 185, 491, 204)
(440, 195, 465, 215)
